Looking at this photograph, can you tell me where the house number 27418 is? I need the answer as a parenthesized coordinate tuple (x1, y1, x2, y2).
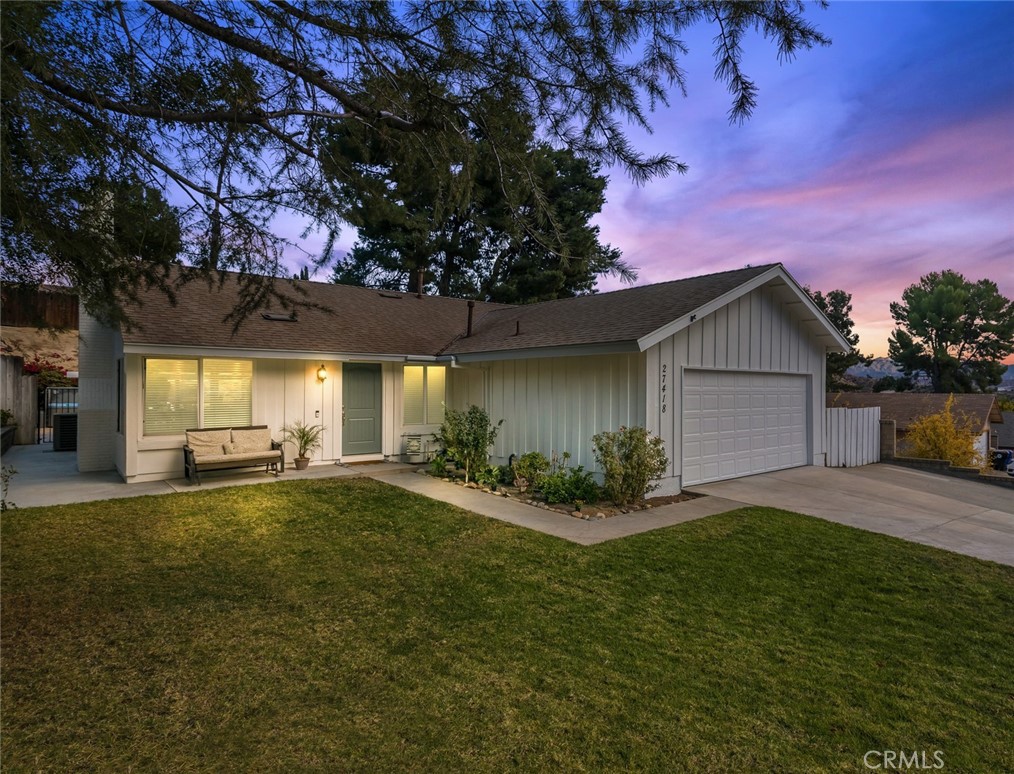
(661, 364, 667, 413)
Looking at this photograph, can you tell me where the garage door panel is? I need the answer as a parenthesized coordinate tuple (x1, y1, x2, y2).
(683, 370, 808, 486)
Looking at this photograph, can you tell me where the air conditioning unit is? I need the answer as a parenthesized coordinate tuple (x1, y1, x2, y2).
(53, 413, 78, 452)
(403, 434, 425, 463)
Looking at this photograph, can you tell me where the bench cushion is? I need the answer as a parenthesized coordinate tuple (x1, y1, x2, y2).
(186, 428, 231, 458)
(196, 450, 281, 466)
(227, 427, 273, 454)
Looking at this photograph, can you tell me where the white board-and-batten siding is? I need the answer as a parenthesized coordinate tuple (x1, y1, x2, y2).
(451, 354, 646, 473)
(121, 355, 402, 482)
(646, 284, 828, 491)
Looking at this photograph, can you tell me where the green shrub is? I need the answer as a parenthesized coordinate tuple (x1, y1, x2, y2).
(907, 395, 984, 468)
(592, 426, 668, 505)
(540, 465, 600, 505)
(1, 464, 16, 511)
(0, 409, 14, 427)
(475, 465, 502, 489)
(428, 452, 449, 477)
(511, 451, 549, 493)
(537, 451, 600, 505)
(434, 405, 503, 483)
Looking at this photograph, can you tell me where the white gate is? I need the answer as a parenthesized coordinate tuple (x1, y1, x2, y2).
(825, 406, 880, 467)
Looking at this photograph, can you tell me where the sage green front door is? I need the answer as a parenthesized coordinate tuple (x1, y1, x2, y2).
(342, 363, 382, 456)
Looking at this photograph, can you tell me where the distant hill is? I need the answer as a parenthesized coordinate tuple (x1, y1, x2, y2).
(845, 357, 903, 380)
(1001, 364, 1014, 393)
(846, 359, 1014, 392)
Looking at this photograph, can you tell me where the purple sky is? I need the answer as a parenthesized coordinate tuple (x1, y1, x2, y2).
(286, 2, 1013, 361)
(590, 1, 1014, 361)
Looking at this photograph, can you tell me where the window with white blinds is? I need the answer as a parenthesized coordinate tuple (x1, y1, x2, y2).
(202, 359, 253, 428)
(403, 365, 446, 425)
(426, 366, 445, 424)
(143, 358, 252, 435)
(403, 366, 425, 425)
(144, 359, 198, 435)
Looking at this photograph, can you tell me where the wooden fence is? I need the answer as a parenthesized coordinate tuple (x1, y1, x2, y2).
(1, 354, 39, 445)
(825, 406, 880, 467)
(0, 285, 79, 329)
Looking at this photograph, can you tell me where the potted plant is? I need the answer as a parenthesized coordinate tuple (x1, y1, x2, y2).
(282, 421, 325, 470)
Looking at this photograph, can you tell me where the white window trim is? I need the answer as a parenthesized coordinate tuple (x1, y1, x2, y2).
(403, 365, 446, 427)
(142, 357, 253, 437)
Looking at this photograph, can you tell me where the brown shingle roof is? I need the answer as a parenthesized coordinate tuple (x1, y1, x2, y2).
(826, 392, 1001, 432)
(120, 263, 780, 357)
(120, 273, 507, 356)
(445, 264, 777, 355)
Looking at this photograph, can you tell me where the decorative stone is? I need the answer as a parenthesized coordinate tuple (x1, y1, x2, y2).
(596, 512, 605, 518)
(442, 477, 451, 482)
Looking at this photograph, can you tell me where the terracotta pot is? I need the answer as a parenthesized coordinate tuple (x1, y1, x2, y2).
(294, 457, 310, 470)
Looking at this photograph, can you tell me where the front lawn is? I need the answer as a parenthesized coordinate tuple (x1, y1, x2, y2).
(3, 478, 1012, 770)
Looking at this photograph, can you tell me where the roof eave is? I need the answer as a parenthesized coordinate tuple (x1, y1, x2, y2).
(122, 342, 438, 361)
(446, 340, 641, 363)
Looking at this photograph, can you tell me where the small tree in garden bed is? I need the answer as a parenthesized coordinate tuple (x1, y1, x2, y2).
(906, 395, 984, 468)
(592, 426, 668, 505)
(434, 405, 503, 483)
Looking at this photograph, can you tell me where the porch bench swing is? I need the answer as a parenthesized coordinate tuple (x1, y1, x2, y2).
(183, 425, 284, 485)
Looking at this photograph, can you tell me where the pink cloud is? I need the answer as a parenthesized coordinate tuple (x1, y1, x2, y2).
(596, 111, 1014, 360)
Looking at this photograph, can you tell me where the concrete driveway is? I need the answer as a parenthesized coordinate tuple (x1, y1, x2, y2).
(687, 464, 1014, 567)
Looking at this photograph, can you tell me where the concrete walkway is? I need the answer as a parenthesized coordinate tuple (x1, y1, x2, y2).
(1, 443, 414, 508)
(2, 443, 745, 545)
(367, 468, 743, 545)
(688, 464, 1014, 567)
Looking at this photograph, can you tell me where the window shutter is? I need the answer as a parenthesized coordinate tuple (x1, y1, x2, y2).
(403, 366, 425, 425)
(426, 366, 445, 425)
(144, 359, 198, 435)
(202, 359, 253, 428)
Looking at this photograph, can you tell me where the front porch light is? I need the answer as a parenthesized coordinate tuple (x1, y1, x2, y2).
(316, 364, 328, 382)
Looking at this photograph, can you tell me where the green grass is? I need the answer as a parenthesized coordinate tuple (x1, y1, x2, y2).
(2, 478, 1012, 771)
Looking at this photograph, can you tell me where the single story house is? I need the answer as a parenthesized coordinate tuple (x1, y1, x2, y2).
(78, 263, 850, 492)
(826, 392, 1002, 462)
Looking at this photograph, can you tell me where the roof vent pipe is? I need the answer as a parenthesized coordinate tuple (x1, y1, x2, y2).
(466, 300, 475, 337)
(514, 320, 521, 336)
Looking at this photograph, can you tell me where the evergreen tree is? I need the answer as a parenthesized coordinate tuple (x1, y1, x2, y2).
(2, 1, 829, 323)
(805, 287, 870, 390)
(888, 270, 1014, 392)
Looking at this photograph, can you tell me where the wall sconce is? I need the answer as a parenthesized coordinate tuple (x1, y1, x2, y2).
(316, 364, 328, 382)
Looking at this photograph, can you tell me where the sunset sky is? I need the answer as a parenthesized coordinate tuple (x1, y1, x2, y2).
(589, 0, 1014, 361)
(287, 1, 1013, 362)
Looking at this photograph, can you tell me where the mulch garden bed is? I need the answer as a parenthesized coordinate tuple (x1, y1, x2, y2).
(419, 469, 700, 520)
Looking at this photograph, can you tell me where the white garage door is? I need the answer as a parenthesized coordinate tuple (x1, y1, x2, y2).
(682, 370, 808, 486)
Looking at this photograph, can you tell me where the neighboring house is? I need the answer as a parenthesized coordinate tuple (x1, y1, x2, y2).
(826, 392, 1002, 462)
(77, 263, 850, 491)
(995, 411, 1014, 451)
